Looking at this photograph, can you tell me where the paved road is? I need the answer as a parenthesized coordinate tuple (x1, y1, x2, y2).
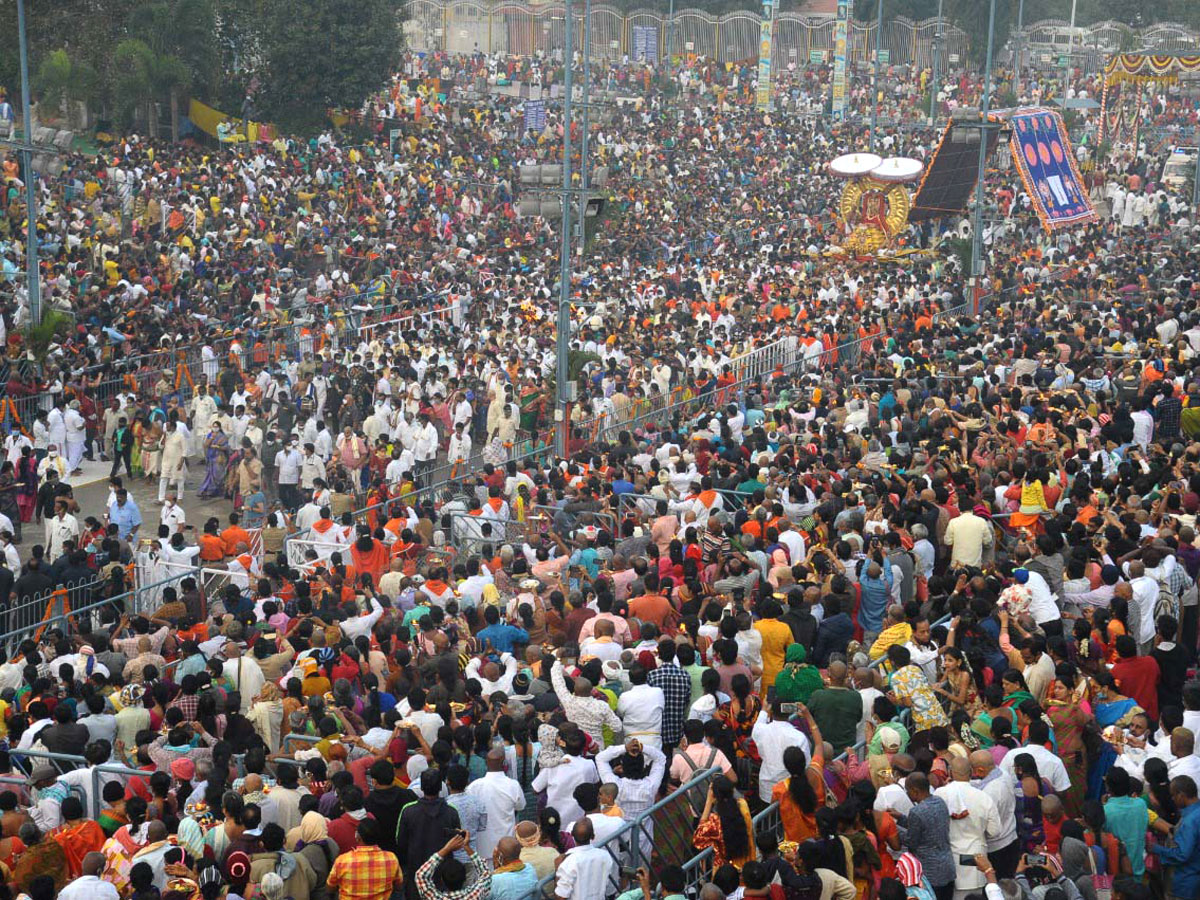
(15, 455, 235, 551)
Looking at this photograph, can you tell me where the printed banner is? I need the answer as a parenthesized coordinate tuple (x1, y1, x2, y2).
(756, 0, 775, 110)
(524, 99, 547, 133)
(831, 0, 849, 120)
(1009, 108, 1097, 232)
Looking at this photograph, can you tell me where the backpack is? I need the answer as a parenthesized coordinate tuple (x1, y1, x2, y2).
(674, 745, 718, 814)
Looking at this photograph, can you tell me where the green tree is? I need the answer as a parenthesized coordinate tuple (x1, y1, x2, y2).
(34, 48, 99, 127)
(112, 38, 157, 131)
(257, 0, 406, 131)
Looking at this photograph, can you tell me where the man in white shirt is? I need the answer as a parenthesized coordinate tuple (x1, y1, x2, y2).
(1167, 728, 1200, 785)
(447, 421, 472, 466)
(221, 643, 265, 712)
(160, 493, 187, 534)
(58, 852, 119, 900)
(935, 757, 1002, 895)
(970, 750, 1020, 877)
(464, 749, 525, 859)
(751, 699, 812, 803)
(617, 666, 666, 750)
(275, 440, 303, 510)
(997, 728, 1071, 792)
(1124, 561, 1161, 651)
(944, 507, 993, 568)
(413, 412, 439, 482)
(45, 499, 81, 561)
(554, 819, 617, 900)
(531, 730, 599, 826)
(338, 596, 385, 642)
(63, 400, 87, 474)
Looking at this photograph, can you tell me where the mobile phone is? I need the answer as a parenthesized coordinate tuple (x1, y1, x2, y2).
(620, 866, 640, 880)
(959, 855, 977, 866)
(1026, 853, 1047, 866)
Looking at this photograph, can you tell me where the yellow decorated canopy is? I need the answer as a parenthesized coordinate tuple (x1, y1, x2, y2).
(1103, 54, 1200, 85)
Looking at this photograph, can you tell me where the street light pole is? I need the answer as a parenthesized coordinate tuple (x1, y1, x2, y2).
(969, 0, 996, 305)
(1060, 0, 1077, 103)
(869, 0, 883, 150)
(581, 0, 591, 193)
(929, 0, 943, 124)
(666, 0, 675, 82)
(16, 0, 40, 327)
(556, 0, 574, 456)
(1013, 0, 1025, 102)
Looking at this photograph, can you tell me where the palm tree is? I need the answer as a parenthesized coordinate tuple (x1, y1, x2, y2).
(113, 39, 158, 133)
(129, 0, 219, 139)
(34, 49, 98, 129)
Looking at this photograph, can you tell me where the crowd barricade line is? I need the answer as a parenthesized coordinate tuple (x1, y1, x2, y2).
(90, 762, 155, 819)
(677, 613, 949, 879)
(519, 766, 721, 900)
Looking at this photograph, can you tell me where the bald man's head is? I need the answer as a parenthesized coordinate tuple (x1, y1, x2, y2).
(146, 820, 167, 842)
(486, 748, 507, 771)
(574, 676, 593, 698)
(827, 660, 847, 685)
(496, 836, 521, 864)
(571, 817, 594, 847)
(969, 749, 995, 777)
(950, 757, 971, 782)
(515, 821, 538, 841)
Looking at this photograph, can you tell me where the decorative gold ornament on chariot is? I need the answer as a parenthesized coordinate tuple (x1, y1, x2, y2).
(828, 154, 923, 255)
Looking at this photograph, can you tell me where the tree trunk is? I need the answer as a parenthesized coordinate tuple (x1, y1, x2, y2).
(148, 99, 159, 139)
(170, 88, 179, 143)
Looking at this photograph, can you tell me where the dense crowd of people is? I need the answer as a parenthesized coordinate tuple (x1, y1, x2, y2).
(1, 39, 1200, 900)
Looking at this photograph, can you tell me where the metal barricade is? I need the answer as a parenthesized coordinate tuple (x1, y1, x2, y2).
(91, 762, 154, 819)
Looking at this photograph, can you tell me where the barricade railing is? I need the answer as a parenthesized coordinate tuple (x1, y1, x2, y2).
(677, 612, 951, 882)
(91, 762, 153, 819)
(2, 568, 222, 651)
(0, 575, 108, 650)
(519, 765, 720, 900)
(12, 747, 86, 774)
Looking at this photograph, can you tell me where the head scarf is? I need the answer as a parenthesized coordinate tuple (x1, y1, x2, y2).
(177, 817, 205, 859)
(517, 826, 542, 848)
(286, 810, 329, 851)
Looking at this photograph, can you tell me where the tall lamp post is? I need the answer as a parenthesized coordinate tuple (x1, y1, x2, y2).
(929, 0, 943, 124)
(14, 0, 40, 327)
(555, 0, 574, 456)
(969, 0, 997, 310)
(1059, 0, 1077, 103)
(1012, 0, 1025, 102)
(869, 0, 883, 150)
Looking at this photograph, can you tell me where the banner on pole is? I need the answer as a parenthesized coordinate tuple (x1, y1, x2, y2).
(831, 0, 849, 120)
(756, 0, 775, 110)
(524, 99, 547, 133)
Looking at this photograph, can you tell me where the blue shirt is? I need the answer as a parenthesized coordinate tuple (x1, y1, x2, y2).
(1150, 798, 1200, 896)
(108, 499, 142, 539)
(489, 861, 539, 900)
(242, 491, 266, 528)
(858, 561, 894, 634)
(475, 623, 530, 654)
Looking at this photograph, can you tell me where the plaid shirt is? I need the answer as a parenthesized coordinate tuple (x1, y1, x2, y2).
(168, 693, 199, 721)
(415, 851, 491, 900)
(647, 661, 692, 747)
(327, 844, 403, 900)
